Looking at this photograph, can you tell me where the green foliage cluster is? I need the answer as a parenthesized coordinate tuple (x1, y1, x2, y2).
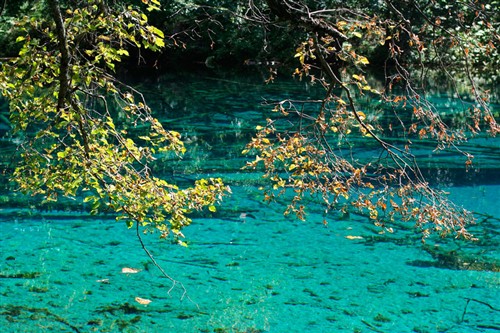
(156, 0, 301, 67)
(402, 0, 499, 81)
(0, 1, 42, 56)
(1, 0, 498, 75)
(0, 0, 228, 241)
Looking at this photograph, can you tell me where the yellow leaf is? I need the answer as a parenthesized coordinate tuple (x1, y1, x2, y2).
(208, 205, 217, 212)
(135, 297, 152, 305)
(337, 21, 347, 29)
(289, 164, 297, 171)
(346, 235, 363, 240)
(97, 35, 111, 42)
(357, 56, 369, 65)
(121, 267, 141, 274)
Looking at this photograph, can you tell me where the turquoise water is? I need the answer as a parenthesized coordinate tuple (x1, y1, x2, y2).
(1, 72, 499, 332)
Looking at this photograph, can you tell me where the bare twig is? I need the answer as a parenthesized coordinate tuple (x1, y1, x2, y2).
(135, 221, 199, 308)
(461, 298, 500, 323)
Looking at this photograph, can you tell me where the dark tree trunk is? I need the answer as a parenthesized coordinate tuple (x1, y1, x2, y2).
(47, 0, 70, 112)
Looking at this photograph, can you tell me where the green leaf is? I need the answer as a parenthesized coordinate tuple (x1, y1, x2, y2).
(352, 74, 362, 81)
(155, 38, 165, 48)
(116, 49, 129, 56)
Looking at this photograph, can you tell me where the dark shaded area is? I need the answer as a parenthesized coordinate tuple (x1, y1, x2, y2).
(407, 245, 500, 272)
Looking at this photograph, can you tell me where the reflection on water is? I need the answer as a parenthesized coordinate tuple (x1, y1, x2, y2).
(0, 71, 499, 332)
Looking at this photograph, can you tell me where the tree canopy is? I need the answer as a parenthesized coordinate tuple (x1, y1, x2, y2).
(0, 0, 498, 241)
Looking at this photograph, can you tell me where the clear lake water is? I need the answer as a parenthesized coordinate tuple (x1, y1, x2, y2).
(0, 71, 499, 333)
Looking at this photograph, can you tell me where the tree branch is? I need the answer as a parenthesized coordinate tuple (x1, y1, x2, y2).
(265, 0, 347, 41)
(47, 0, 70, 112)
(0, 0, 6, 17)
(135, 220, 198, 307)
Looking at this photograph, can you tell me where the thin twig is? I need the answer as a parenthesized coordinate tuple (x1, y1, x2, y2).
(135, 222, 199, 308)
(0, 0, 6, 16)
(47, 0, 71, 112)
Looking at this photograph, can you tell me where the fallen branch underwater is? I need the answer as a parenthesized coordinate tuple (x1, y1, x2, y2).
(461, 297, 500, 323)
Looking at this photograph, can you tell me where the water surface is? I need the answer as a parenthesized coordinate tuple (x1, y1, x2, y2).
(0, 72, 499, 332)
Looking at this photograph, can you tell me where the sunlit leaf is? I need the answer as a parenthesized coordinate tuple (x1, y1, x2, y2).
(346, 235, 363, 240)
(121, 267, 141, 274)
(356, 56, 369, 65)
(135, 297, 152, 305)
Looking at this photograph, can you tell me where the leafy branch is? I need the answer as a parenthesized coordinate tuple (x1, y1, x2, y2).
(0, 0, 229, 242)
(243, 0, 497, 239)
